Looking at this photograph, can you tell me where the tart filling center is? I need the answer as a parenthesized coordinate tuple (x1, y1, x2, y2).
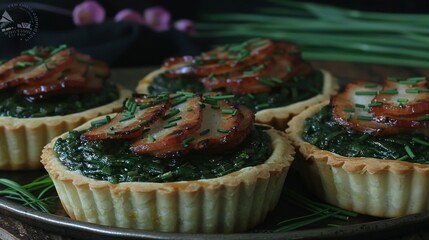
(53, 92, 273, 183)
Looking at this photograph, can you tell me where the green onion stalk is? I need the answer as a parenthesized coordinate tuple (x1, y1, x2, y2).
(196, 0, 429, 67)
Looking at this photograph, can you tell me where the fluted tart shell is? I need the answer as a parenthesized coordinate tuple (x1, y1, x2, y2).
(0, 86, 130, 170)
(287, 101, 429, 218)
(41, 118, 295, 233)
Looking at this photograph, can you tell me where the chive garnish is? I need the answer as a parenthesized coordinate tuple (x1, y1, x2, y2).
(204, 94, 235, 100)
(217, 128, 230, 133)
(168, 116, 182, 123)
(211, 104, 220, 109)
(368, 102, 383, 107)
(14, 61, 34, 68)
(218, 59, 226, 64)
(257, 77, 276, 87)
(355, 91, 377, 96)
(404, 145, 416, 159)
(200, 129, 210, 135)
(358, 133, 370, 141)
(342, 107, 355, 113)
(256, 103, 270, 109)
(91, 118, 108, 127)
(163, 122, 178, 129)
(397, 155, 409, 161)
(247, 93, 255, 99)
(364, 83, 379, 88)
(357, 115, 372, 121)
(50, 44, 67, 55)
(208, 73, 216, 80)
(232, 109, 238, 116)
(417, 88, 429, 92)
(412, 137, 429, 146)
(107, 129, 116, 135)
(387, 77, 400, 82)
(405, 89, 419, 94)
(120, 114, 135, 122)
(397, 98, 408, 103)
(172, 96, 188, 106)
(407, 77, 426, 81)
(181, 137, 194, 148)
(221, 109, 235, 114)
(346, 114, 352, 121)
(416, 115, 429, 121)
(398, 80, 418, 85)
(148, 134, 156, 142)
(355, 103, 365, 108)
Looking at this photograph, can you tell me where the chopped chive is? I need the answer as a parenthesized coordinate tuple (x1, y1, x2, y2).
(105, 115, 111, 122)
(355, 91, 377, 96)
(357, 115, 372, 121)
(342, 107, 355, 113)
(416, 115, 429, 121)
(256, 103, 270, 109)
(120, 114, 135, 122)
(148, 134, 155, 142)
(168, 116, 182, 123)
(187, 108, 193, 112)
(218, 59, 226, 64)
(50, 44, 67, 55)
(172, 96, 188, 106)
(397, 155, 409, 161)
(257, 77, 276, 87)
(163, 122, 178, 129)
(232, 109, 238, 116)
(407, 77, 426, 81)
(405, 89, 419, 94)
(364, 83, 379, 88)
(204, 94, 235, 100)
(107, 129, 116, 135)
(286, 64, 292, 73)
(368, 102, 383, 107)
(412, 137, 429, 146)
(221, 109, 235, 114)
(358, 133, 370, 141)
(14, 61, 34, 68)
(397, 98, 409, 103)
(197, 102, 206, 108)
(417, 88, 429, 92)
(90, 118, 108, 127)
(217, 128, 230, 133)
(355, 103, 365, 108)
(211, 104, 220, 109)
(247, 93, 255, 99)
(404, 145, 416, 159)
(181, 137, 195, 148)
(163, 109, 180, 120)
(379, 88, 398, 94)
(398, 80, 418, 85)
(200, 129, 210, 136)
(346, 114, 352, 121)
(271, 77, 283, 84)
(208, 73, 216, 80)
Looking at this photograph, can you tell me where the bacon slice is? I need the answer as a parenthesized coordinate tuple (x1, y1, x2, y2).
(332, 81, 406, 136)
(0, 55, 37, 88)
(371, 78, 429, 117)
(82, 96, 170, 140)
(163, 39, 275, 77)
(189, 103, 254, 152)
(130, 95, 204, 157)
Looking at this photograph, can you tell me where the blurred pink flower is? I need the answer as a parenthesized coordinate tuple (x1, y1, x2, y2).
(143, 6, 170, 31)
(174, 19, 195, 34)
(114, 9, 143, 24)
(73, 1, 105, 26)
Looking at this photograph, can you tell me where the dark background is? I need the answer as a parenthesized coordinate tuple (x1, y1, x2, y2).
(1, 0, 428, 67)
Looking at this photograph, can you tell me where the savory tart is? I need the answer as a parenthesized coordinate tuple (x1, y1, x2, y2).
(136, 38, 339, 130)
(0, 45, 130, 170)
(287, 77, 429, 217)
(41, 92, 294, 233)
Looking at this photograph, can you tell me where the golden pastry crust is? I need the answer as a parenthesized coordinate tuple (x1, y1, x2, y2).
(0, 86, 131, 170)
(41, 118, 295, 233)
(136, 68, 339, 130)
(287, 101, 429, 217)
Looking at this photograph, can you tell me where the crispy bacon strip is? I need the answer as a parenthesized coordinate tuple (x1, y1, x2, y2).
(163, 39, 275, 77)
(130, 95, 203, 157)
(371, 78, 429, 117)
(82, 96, 170, 140)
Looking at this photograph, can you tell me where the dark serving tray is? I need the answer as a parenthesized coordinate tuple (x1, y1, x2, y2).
(1, 67, 428, 240)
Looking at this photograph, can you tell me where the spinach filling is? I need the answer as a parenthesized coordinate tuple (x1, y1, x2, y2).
(148, 70, 324, 112)
(303, 105, 429, 164)
(0, 83, 119, 118)
(54, 127, 273, 184)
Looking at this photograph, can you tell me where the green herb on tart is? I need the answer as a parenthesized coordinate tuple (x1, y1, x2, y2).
(0, 45, 119, 118)
(146, 38, 324, 112)
(303, 77, 429, 163)
(54, 92, 273, 183)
